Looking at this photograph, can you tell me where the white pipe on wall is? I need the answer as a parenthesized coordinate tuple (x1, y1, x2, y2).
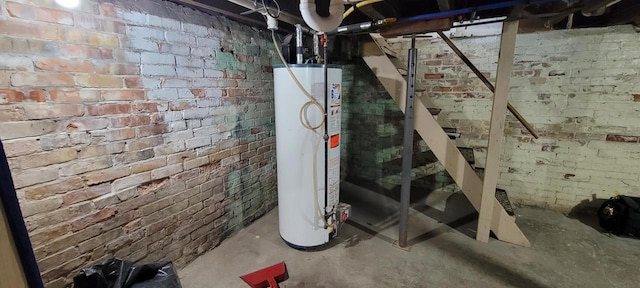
(300, 0, 345, 32)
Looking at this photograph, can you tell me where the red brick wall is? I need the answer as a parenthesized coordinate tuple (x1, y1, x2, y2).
(0, 0, 277, 286)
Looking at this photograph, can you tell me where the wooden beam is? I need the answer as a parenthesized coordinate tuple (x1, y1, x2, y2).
(476, 21, 520, 242)
(0, 200, 28, 288)
(608, 1, 640, 25)
(380, 18, 452, 38)
(171, 0, 266, 27)
(361, 34, 530, 246)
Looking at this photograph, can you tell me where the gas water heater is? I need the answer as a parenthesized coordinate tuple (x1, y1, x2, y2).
(274, 64, 350, 248)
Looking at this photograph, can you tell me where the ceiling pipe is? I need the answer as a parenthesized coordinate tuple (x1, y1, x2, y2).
(300, 0, 345, 32)
(397, 0, 564, 23)
(227, 0, 305, 27)
(581, 0, 622, 17)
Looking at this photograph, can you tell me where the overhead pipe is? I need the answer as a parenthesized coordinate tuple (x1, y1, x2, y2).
(227, 0, 305, 27)
(300, 0, 345, 32)
(582, 0, 622, 17)
(295, 24, 304, 64)
(397, 0, 564, 23)
(330, 18, 395, 35)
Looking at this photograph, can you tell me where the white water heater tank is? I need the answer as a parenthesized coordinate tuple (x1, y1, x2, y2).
(274, 64, 343, 248)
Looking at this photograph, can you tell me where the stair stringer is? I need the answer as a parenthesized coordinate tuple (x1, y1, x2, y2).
(370, 34, 453, 128)
(361, 34, 530, 247)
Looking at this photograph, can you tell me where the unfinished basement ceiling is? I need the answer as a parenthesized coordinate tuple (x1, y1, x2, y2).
(170, 0, 640, 31)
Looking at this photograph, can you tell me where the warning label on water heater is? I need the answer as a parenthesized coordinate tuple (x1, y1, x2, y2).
(330, 84, 341, 106)
(329, 107, 341, 134)
(330, 134, 340, 148)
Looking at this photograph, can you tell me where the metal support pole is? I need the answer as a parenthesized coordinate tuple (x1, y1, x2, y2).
(295, 24, 304, 64)
(398, 34, 417, 248)
(323, 34, 329, 219)
(313, 34, 320, 62)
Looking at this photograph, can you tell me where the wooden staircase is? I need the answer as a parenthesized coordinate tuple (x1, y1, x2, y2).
(370, 34, 453, 129)
(360, 33, 530, 246)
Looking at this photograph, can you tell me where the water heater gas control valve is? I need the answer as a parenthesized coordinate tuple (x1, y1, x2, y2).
(334, 202, 351, 236)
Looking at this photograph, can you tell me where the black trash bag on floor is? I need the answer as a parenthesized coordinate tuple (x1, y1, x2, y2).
(73, 258, 132, 288)
(598, 195, 640, 237)
(73, 258, 181, 288)
(125, 262, 181, 288)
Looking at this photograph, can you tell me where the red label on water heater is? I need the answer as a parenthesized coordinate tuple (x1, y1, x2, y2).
(330, 134, 340, 148)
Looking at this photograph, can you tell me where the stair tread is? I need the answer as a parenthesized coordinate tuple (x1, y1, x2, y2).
(472, 168, 516, 216)
(447, 133, 461, 140)
(381, 150, 440, 175)
(474, 167, 485, 178)
(428, 108, 442, 116)
(457, 147, 475, 166)
(380, 146, 475, 176)
(496, 189, 515, 216)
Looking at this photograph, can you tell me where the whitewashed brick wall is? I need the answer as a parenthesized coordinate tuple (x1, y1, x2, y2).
(389, 25, 640, 211)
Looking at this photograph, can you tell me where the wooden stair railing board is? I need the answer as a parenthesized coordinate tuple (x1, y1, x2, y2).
(477, 20, 520, 242)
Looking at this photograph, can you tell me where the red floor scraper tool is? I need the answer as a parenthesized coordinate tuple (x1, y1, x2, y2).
(239, 262, 287, 288)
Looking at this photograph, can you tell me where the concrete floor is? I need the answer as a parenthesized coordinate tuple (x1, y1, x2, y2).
(180, 185, 640, 288)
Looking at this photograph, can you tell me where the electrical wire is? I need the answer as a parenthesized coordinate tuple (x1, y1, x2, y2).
(343, 0, 384, 19)
(261, 0, 281, 19)
(271, 31, 326, 131)
(271, 30, 330, 229)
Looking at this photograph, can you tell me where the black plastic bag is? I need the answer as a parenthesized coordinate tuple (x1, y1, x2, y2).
(127, 262, 181, 288)
(73, 258, 132, 288)
(598, 195, 640, 237)
(73, 258, 181, 288)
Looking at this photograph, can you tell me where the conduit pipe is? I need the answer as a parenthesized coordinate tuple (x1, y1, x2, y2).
(300, 0, 345, 32)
